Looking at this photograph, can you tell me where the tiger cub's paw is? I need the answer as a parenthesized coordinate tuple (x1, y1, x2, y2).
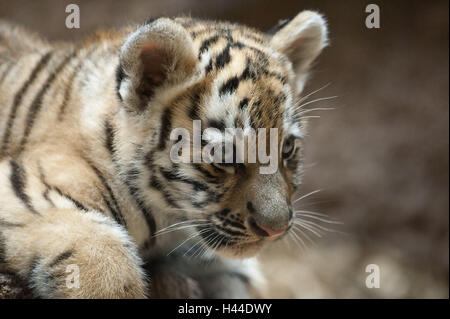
(8, 211, 149, 299)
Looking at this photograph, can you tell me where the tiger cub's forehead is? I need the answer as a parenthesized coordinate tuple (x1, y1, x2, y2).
(172, 17, 301, 137)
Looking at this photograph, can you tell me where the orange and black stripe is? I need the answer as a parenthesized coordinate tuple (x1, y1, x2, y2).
(1, 52, 52, 154)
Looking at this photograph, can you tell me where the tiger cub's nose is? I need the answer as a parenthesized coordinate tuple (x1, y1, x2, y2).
(247, 216, 289, 238)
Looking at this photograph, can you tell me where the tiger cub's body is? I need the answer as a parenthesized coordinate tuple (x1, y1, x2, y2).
(0, 13, 328, 298)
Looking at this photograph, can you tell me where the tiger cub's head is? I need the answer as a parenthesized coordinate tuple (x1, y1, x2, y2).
(115, 11, 328, 258)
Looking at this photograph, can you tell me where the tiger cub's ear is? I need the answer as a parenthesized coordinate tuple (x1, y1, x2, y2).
(117, 18, 197, 111)
(270, 11, 328, 91)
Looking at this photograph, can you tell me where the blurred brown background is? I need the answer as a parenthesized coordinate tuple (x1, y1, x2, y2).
(0, 0, 448, 298)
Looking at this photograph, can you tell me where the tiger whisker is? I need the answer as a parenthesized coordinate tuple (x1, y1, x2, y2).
(296, 82, 331, 105)
(295, 199, 335, 208)
(296, 214, 342, 225)
(284, 232, 294, 249)
(295, 96, 338, 110)
(209, 235, 226, 259)
(294, 107, 335, 118)
(183, 236, 208, 258)
(295, 211, 343, 224)
(154, 219, 209, 234)
(200, 235, 225, 267)
(152, 223, 211, 238)
(293, 221, 323, 237)
(292, 225, 315, 245)
(167, 228, 211, 256)
(195, 233, 220, 259)
(289, 228, 308, 251)
(293, 189, 322, 204)
(295, 207, 328, 214)
(155, 222, 208, 235)
(154, 221, 210, 235)
(298, 115, 321, 119)
(192, 241, 210, 260)
(288, 229, 303, 249)
(295, 219, 340, 234)
(185, 232, 214, 258)
(192, 232, 216, 258)
(197, 233, 224, 262)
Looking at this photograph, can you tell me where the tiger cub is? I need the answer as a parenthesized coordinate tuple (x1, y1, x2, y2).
(0, 11, 328, 298)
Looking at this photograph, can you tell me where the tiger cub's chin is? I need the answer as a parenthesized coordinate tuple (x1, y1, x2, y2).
(214, 240, 266, 259)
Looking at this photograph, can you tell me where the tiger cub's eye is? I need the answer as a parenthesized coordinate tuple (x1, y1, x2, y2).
(282, 136, 296, 160)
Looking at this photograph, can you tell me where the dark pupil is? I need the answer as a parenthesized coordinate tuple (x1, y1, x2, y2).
(283, 138, 294, 158)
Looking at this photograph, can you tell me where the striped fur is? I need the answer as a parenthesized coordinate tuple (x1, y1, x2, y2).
(0, 11, 327, 298)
